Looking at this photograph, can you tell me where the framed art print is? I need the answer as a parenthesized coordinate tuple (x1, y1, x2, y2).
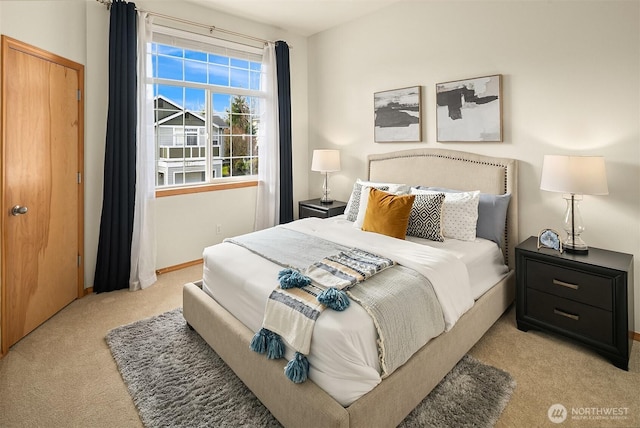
(374, 86, 422, 142)
(436, 74, 502, 142)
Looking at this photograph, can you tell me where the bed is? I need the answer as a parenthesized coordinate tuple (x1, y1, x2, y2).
(183, 148, 518, 428)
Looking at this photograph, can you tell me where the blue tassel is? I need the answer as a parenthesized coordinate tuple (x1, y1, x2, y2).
(266, 332, 285, 359)
(249, 328, 268, 354)
(278, 268, 311, 289)
(317, 287, 350, 311)
(278, 268, 295, 280)
(284, 352, 309, 383)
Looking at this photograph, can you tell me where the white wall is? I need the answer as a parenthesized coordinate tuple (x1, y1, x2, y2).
(1, 0, 309, 285)
(308, 1, 640, 330)
(0, 0, 87, 64)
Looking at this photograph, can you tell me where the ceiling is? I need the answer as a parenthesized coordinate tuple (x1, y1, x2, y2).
(185, 0, 403, 37)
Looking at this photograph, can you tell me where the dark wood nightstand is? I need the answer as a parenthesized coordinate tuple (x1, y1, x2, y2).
(516, 236, 634, 370)
(298, 199, 347, 219)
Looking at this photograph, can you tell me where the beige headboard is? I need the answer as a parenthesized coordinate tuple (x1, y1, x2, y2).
(368, 148, 518, 269)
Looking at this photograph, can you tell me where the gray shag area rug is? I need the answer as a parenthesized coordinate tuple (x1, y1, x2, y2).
(106, 308, 515, 428)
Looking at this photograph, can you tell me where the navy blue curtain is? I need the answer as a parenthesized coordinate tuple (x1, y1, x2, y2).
(275, 41, 293, 224)
(94, 0, 137, 293)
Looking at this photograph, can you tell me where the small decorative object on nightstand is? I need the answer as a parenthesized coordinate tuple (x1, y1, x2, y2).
(299, 199, 346, 219)
(537, 228, 563, 253)
(516, 236, 634, 370)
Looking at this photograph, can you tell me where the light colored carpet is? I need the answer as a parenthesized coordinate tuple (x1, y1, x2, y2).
(106, 308, 515, 428)
(1, 264, 639, 427)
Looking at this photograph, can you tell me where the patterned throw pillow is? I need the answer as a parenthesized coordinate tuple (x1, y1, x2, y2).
(345, 183, 389, 222)
(406, 193, 446, 241)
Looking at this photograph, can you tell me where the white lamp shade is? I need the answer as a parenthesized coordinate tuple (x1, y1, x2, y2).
(540, 155, 609, 195)
(311, 149, 341, 172)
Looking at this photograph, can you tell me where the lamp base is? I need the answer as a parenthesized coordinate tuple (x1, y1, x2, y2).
(563, 244, 589, 255)
(320, 197, 334, 204)
(564, 236, 589, 254)
(562, 194, 588, 255)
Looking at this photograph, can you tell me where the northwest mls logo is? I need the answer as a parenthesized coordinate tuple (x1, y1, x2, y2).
(548, 404, 568, 423)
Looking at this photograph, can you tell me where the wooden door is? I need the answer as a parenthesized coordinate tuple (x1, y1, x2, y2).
(1, 36, 84, 354)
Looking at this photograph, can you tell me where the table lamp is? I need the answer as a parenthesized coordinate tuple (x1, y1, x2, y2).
(540, 155, 608, 254)
(311, 149, 341, 204)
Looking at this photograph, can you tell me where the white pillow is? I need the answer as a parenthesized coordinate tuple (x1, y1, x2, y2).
(411, 188, 480, 241)
(353, 186, 374, 229)
(344, 179, 410, 221)
(359, 179, 411, 195)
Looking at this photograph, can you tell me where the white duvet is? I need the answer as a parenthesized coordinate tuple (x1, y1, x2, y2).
(201, 216, 506, 406)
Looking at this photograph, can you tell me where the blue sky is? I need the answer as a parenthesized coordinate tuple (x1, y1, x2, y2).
(151, 43, 261, 115)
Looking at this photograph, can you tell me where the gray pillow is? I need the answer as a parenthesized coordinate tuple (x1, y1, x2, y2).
(417, 186, 511, 247)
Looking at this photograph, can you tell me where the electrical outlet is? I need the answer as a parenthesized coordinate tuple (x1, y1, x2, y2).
(216, 224, 222, 234)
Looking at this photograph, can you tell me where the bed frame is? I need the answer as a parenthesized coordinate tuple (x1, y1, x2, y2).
(183, 148, 518, 428)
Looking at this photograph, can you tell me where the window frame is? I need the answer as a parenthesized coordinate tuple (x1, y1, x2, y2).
(149, 26, 265, 196)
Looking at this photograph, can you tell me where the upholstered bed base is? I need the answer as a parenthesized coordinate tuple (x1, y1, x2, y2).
(183, 271, 514, 428)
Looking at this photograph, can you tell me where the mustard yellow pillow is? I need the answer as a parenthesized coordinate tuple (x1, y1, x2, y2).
(362, 188, 416, 239)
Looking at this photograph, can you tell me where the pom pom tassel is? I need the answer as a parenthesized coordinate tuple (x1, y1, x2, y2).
(249, 328, 269, 354)
(285, 352, 309, 383)
(278, 268, 311, 289)
(266, 331, 285, 359)
(317, 287, 350, 311)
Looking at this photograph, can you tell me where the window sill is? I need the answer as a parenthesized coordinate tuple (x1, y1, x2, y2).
(156, 180, 258, 198)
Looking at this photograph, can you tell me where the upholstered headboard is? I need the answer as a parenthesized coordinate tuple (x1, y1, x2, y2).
(368, 148, 518, 269)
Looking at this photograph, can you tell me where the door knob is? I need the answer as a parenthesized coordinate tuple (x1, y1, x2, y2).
(11, 205, 28, 216)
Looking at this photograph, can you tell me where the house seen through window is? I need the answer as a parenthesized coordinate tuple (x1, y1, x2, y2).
(150, 29, 264, 188)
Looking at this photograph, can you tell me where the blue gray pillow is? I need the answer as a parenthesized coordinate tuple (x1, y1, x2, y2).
(417, 186, 511, 247)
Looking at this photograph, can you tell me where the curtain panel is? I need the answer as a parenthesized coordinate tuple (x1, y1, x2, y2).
(275, 41, 293, 224)
(94, 0, 137, 293)
(255, 44, 280, 230)
(129, 11, 157, 291)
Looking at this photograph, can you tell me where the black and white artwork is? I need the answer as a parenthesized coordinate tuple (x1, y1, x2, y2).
(374, 86, 421, 142)
(436, 75, 502, 142)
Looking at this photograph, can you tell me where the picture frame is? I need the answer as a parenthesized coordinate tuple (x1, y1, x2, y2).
(435, 74, 502, 142)
(374, 86, 422, 143)
(537, 228, 563, 253)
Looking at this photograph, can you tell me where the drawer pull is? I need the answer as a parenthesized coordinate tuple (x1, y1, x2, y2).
(554, 308, 580, 321)
(553, 279, 579, 290)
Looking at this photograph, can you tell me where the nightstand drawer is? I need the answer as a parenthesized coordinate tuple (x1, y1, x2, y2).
(299, 205, 328, 219)
(526, 288, 613, 345)
(525, 259, 612, 311)
(298, 199, 347, 219)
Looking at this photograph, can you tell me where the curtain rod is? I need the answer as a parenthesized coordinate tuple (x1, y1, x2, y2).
(95, 0, 280, 47)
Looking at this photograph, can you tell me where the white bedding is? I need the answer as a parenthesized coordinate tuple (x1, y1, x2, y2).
(201, 216, 508, 406)
(405, 230, 509, 300)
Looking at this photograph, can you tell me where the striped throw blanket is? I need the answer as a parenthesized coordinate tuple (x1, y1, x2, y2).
(262, 248, 394, 354)
(306, 248, 395, 290)
(255, 248, 395, 383)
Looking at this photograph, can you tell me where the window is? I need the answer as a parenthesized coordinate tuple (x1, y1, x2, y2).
(149, 28, 264, 189)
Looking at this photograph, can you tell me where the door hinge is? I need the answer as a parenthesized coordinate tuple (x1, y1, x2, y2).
(77, 89, 81, 101)
(77, 172, 82, 184)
